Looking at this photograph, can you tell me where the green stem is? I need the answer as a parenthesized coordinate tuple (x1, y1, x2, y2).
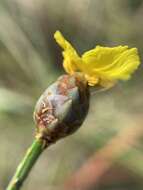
(6, 139, 46, 190)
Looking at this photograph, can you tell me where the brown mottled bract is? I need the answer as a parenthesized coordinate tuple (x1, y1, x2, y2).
(34, 73, 90, 145)
(57, 75, 76, 95)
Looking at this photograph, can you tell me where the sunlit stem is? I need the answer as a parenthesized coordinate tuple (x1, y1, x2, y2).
(6, 139, 47, 190)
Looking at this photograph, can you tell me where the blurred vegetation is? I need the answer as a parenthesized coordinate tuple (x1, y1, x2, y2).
(0, 0, 143, 189)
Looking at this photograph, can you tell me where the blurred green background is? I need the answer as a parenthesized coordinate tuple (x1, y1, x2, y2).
(0, 0, 143, 189)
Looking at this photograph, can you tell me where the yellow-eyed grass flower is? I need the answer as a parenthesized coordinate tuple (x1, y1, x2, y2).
(7, 31, 140, 190)
(54, 31, 140, 88)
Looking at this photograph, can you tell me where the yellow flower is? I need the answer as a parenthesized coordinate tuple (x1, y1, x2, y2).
(54, 31, 140, 87)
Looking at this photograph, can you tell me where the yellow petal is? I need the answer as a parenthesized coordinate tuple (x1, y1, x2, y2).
(54, 31, 141, 87)
(82, 46, 140, 86)
(54, 31, 82, 74)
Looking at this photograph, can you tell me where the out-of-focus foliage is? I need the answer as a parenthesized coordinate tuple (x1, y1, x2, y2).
(0, 0, 143, 189)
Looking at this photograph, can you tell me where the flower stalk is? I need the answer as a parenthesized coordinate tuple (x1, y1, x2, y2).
(6, 139, 46, 190)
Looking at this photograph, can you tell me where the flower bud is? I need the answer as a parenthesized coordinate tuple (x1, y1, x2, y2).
(34, 73, 89, 144)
